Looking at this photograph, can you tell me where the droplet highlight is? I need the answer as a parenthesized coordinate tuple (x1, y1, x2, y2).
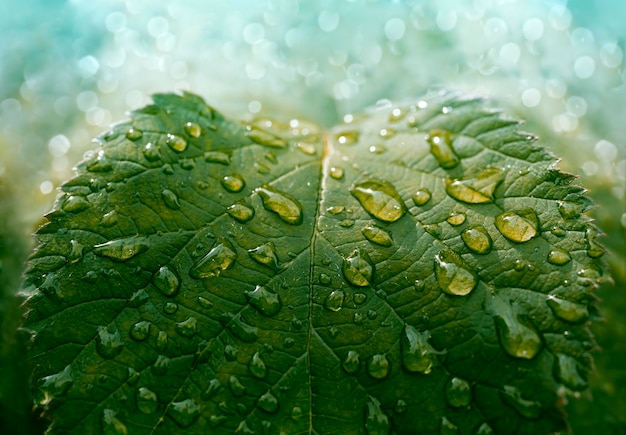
(166, 133, 188, 152)
(323, 290, 345, 312)
(547, 248, 571, 265)
(500, 385, 541, 419)
(445, 377, 472, 408)
(94, 236, 149, 262)
(342, 350, 360, 375)
(227, 203, 255, 223)
(96, 326, 124, 359)
(249, 352, 267, 379)
(162, 189, 181, 210)
(248, 242, 279, 270)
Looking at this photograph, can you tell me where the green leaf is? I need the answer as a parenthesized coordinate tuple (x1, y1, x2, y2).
(21, 91, 609, 434)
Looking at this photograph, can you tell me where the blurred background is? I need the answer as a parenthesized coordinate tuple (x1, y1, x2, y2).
(1, 0, 624, 433)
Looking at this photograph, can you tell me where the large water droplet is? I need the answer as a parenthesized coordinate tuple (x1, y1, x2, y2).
(342, 350, 360, 375)
(444, 168, 503, 204)
(330, 166, 345, 180)
(495, 209, 539, 243)
(100, 210, 118, 228)
(221, 174, 245, 193)
(367, 354, 390, 379)
(446, 212, 466, 226)
(143, 143, 160, 161)
(221, 313, 258, 342)
(364, 396, 390, 435)
(412, 188, 432, 206)
(129, 321, 151, 342)
(500, 385, 541, 419)
(175, 317, 197, 337)
(229, 376, 246, 396)
(440, 416, 458, 435)
(461, 226, 492, 254)
(336, 130, 359, 145)
(361, 224, 393, 247)
(554, 353, 587, 390)
(445, 377, 472, 408)
(547, 248, 571, 265)
(256, 185, 303, 225)
(401, 324, 438, 374)
(434, 249, 478, 296)
(245, 285, 281, 317)
(166, 133, 188, 152)
(153, 266, 180, 296)
(168, 399, 200, 428)
(190, 239, 237, 278)
(492, 296, 542, 359)
(350, 179, 406, 222)
(204, 151, 231, 165)
(94, 236, 149, 262)
(546, 296, 589, 323)
(426, 129, 459, 169)
(257, 391, 279, 414)
(342, 248, 374, 287)
(163, 302, 178, 315)
(249, 352, 267, 379)
(96, 326, 124, 359)
(162, 189, 181, 210)
(39, 365, 73, 403)
(62, 195, 90, 213)
(248, 242, 279, 270)
(102, 409, 127, 435)
(185, 121, 202, 138)
(136, 387, 158, 414)
(323, 290, 345, 312)
(227, 203, 255, 223)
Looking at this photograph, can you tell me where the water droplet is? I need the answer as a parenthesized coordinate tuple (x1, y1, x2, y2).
(185, 121, 202, 138)
(102, 409, 127, 435)
(586, 227, 605, 258)
(492, 296, 542, 359)
(434, 249, 478, 296)
(248, 242, 279, 270)
(152, 355, 170, 375)
(202, 379, 221, 400)
(204, 151, 231, 165)
(291, 406, 303, 419)
(229, 376, 246, 396)
(39, 365, 73, 403)
(426, 129, 459, 169)
(495, 209, 539, 243)
(319, 273, 331, 285)
(461, 226, 492, 254)
(354, 293, 367, 304)
(129, 321, 151, 342)
(336, 130, 359, 145)
(256, 185, 303, 225)
(500, 385, 541, 419)
(414, 280, 425, 291)
(221, 313, 258, 342)
(245, 285, 282, 317)
(440, 416, 458, 435)
(283, 337, 295, 348)
(221, 174, 245, 193)
(558, 200, 584, 219)
(226, 202, 255, 223)
(364, 396, 390, 435)
(367, 310, 378, 320)
(127, 368, 139, 386)
(143, 143, 160, 161)
(324, 290, 345, 312)
(249, 352, 267, 379)
(257, 391, 279, 414)
(100, 210, 118, 227)
(444, 168, 503, 204)
(554, 353, 587, 390)
(551, 224, 567, 237)
(291, 318, 303, 330)
(163, 302, 178, 315)
(389, 107, 405, 122)
(342, 248, 374, 287)
(156, 331, 168, 352)
(86, 150, 113, 172)
(401, 324, 438, 374)
(342, 350, 360, 375)
(339, 218, 355, 228)
(445, 377, 471, 408)
(176, 317, 197, 337)
(246, 126, 288, 148)
(296, 142, 316, 155)
(162, 189, 181, 210)
(67, 239, 84, 264)
(547, 248, 571, 265)
(353, 312, 364, 324)
(166, 133, 188, 152)
(546, 296, 588, 323)
(326, 205, 345, 215)
(126, 127, 143, 141)
(136, 387, 158, 414)
(394, 399, 407, 414)
(474, 422, 494, 435)
(367, 354, 390, 379)
(362, 224, 393, 247)
(190, 239, 237, 278)
(153, 266, 180, 296)
(96, 326, 124, 359)
(350, 179, 406, 222)
(578, 264, 602, 279)
(209, 415, 228, 428)
(446, 212, 466, 226)
(168, 399, 200, 428)
(62, 195, 90, 213)
(330, 166, 345, 180)
(198, 296, 212, 309)
(379, 127, 396, 138)
(224, 345, 238, 361)
(412, 188, 432, 206)
(94, 236, 149, 262)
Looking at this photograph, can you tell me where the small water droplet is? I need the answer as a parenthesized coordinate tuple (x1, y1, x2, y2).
(339, 218, 355, 227)
(256, 185, 303, 225)
(127, 368, 139, 386)
(440, 416, 458, 435)
(492, 296, 542, 359)
(136, 387, 158, 414)
(342, 350, 360, 375)
(248, 242, 279, 270)
(551, 224, 567, 237)
(367, 354, 390, 379)
(330, 166, 345, 180)
(156, 332, 168, 352)
(291, 318, 303, 330)
(446, 212, 466, 226)
(319, 273, 331, 285)
(168, 399, 200, 428)
(394, 399, 407, 414)
(495, 209, 539, 243)
(209, 415, 228, 428)
(342, 248, 374, 287)
(546, 296, 588, 323)
(125, 127, 142, 141)
(500, 385, 541, 419)
(354, 293, 367, 304)
(198, 296, 212, 309)
(221, 174, 245, 193)
(38, 365, 73, 404)
(162, 189, 181, 210)
(224, 345, 238, 361)
(185, 121, 202, 138)
(474, 422, 494, 435)
(96, 326, 124, 359)
(578, 264, 602, 279)
(190, 239, 237, 278)
(326, 205, 345, 215)
(547, 248, 571, 265)
(249, 352, 267, 379)
(246, 126, 288, 148)
(336, 130, 359, 145)
(175, 317, 197, 337)
(257, 391, 279, 414)
(291, 406, 303, 419)
(162, 164, 174, 175)
(143, 143, 160, 161)
(412, 188, 432, 206)
(350, 179, 406, 222)
(401, 324, 438, 374)
(62, 195, 90, 213)
(153, 266, 180, 296)
(426, 129, 459, 169)
(283, 337, 295, 348)
(229, 376, 246, 396)
(129, 321, 151, 342)
(379, 127, 396, 138)
(369, 145, 388, 154)
(94, 236, 149, 262)
(554, 353, 587, 390)
(86, 150, 113, 172)
(461, 226, 492, 254)
(296, 142, 316, 155)
(246, 285, 282, 317)
(354, 312, 364, 324)
(389, 107, 405, 122)
(100, 210, 118, 227)
(414, 280, 425, 291)
(444, 168, 503, 204)
(202, 379, 221, 400)
(67, 239, 84, 264)
(102, 409, 128, 435)
(226, 202, 255, 223)
(361, 224, 393, 247)
(204, 151, 231, 165)
(324, 290, 345, 312)
(434, 249, 478, 296)
(166, 133, 188, 152)
(365, 396, 390, 435)
(558, 200, 584, 219)
(221, 313, 258, 342)
(163, 302, 178, 314)
(445, 377, 472, 408)
(152, 354, 170, 375)
(585, 227, 605, 258)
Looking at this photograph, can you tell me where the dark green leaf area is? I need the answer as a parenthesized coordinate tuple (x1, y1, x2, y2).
(22, 92, 608, 434)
